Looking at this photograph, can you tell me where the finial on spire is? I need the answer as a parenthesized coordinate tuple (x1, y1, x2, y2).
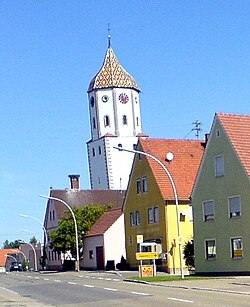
(108, 23, 111, 48)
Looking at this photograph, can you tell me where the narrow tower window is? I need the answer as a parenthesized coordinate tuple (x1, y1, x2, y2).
(122, 115, 128, 125)
(93, 117, 96, 129)
(104, 115, 110, 127)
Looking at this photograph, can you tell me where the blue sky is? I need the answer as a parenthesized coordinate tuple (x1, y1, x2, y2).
(1, 1, 250, 244)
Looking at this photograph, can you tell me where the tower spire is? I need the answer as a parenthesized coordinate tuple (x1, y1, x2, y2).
(108, 23, 111, 48)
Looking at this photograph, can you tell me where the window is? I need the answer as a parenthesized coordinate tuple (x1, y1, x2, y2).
(104, 115, 110, 127)
(231, 237, 243, 259)
(153, 207, 159, 223)
(189, 205, 193, 222)
(215, 155, 224, 177)
(122, 115, 128, 125)
(142, 177, 148, 193)
(93, 117, 96, 129)
(229, 196, 241, 218)
(136, 179, 141, 194)
(148, 207, 159, 224)
(136, 116, 139, 126)
(136, 177, 148, 194)
(205, 239, 216, 259)
(130, 212, 135, 227)
(49, 211, 52, 221)
(98, 146, 102, 155)
(216, 129, 220, 138)
(135, 211, 141, 226)
(89, 250, 94, 259)
(180, 213, 186, 222)
(203, 200, 215, 221)
(92, 148, 95, 157)
(148, 208, 153, 224)
(52, 210, 55, 220)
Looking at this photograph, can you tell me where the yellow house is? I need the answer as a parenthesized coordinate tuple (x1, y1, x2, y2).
(123, 138, 204, 273)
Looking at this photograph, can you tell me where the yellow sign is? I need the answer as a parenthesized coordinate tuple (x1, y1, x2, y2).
(136, 252, 160, 260)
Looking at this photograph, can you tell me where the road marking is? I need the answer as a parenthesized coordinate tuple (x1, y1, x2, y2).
(98, 277, 104, 280)
(68, 282, 76, 285)
(54, 279, 61, 283)
(168, 297, 194, 303)
(131, 291, 150, 296)
(43, 278, 49, 281)
(104, 288, 118, 292)
(113, 278, 119, 281)
(34, 277, 40, 279)
(27, 276, 32, 278)
(84, 284, 94, 288)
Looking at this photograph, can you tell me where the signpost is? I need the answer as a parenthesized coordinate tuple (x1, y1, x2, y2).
(136, 252, 160, 260)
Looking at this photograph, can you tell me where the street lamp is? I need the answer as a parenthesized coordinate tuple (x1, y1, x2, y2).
(9, 249, 27, 262)
(18, 214, 48, 249)
(39, 195, 80, 272)
(114, 146, 184, 279)
(18, 240, 38, 271)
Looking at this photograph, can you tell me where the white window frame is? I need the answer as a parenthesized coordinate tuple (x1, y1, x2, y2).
(153, 206, 159, 223)
(142, 177, 148, 193)
(205, 239, 216, 260)
(215, 154, 224, 177)
(136, 179, 141, 194)
(203, 200, 215, 221)
(228, 195, 241, 218)
(148, 208, 153, 224)
(130, 212, 135, 227)
(135, 210, 141, 226)
(231, 237, 243, 259)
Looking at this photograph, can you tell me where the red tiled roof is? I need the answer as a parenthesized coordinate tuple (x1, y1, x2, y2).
(139, 138, 205, 201)
(217, 113, 250, 176)
(85, 208, 123, 237)
(0, 249, 20, 266)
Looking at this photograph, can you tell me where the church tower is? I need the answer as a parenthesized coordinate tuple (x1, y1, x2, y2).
(87, 36, 145, 190)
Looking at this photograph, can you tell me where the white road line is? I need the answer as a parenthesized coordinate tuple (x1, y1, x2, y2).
(84, 284, 94, 288)
(113, 278, 119, 281)
(43, 278, 49, 281)
(104, 288, 118, 292)
(27, 276, 32, 278)
(54, 279, 61, 283)
(68, 282, 76, 285)
(131, 291, 150, 296)
(168, 297, 194, 303)
(97, 277, 103, 280)
(34, 277, 40, 279)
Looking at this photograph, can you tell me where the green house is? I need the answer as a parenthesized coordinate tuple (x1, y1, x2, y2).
(192, 113, 250, 274)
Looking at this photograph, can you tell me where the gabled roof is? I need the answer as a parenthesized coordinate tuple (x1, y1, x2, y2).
(0, 249, 20, 267)
(85, 208, 123, 237)
(44, 189, 125, 228)
(216, 112, 250, 176)
(139, 138, 205, 201)
(88, 46, 140, 93)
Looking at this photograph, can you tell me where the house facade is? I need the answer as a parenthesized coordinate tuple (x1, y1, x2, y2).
(123, 138, 204, 273)
(44, 175, 125, 270)
(82, 208, 125, 270)
(192, 113, 250, 275)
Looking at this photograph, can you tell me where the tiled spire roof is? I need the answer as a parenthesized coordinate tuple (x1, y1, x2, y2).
(139, 138, 205, 201)
(217, 112, 250, 176)
(88, 46, 140, 93)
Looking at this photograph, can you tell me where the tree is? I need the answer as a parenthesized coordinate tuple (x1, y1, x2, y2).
(30, 236, 38, 245)
(183, 239, 195, 269)
(3, 239, 20, 249)
(49, 204, 112, 257)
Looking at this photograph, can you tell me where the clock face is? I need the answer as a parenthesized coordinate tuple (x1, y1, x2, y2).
(119, 93, 129, 104)
(102, 95, 109, 102)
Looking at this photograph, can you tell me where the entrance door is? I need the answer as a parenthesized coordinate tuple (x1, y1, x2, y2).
(96, 246, 104, 270)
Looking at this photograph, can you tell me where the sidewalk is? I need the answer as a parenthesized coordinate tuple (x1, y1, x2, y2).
(119, 271, 250, 296)
(0, 286, 53, 307)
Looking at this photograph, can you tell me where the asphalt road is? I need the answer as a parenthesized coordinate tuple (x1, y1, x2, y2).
(1, 271, 250, 306)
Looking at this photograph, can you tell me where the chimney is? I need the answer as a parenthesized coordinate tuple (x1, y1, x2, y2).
(68, 174, 80, 190)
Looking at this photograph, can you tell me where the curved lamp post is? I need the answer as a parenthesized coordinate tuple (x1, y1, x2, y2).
(18, 214, 48, 250)
(114, 146, 184, 279)
(39, 195, 80, 272)
(18, 240, 38, 271)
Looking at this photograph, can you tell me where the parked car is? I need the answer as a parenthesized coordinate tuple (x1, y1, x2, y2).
(9, 261, 23, 272)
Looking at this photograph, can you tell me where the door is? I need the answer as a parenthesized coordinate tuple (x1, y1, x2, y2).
(96, 246, 104, 270)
